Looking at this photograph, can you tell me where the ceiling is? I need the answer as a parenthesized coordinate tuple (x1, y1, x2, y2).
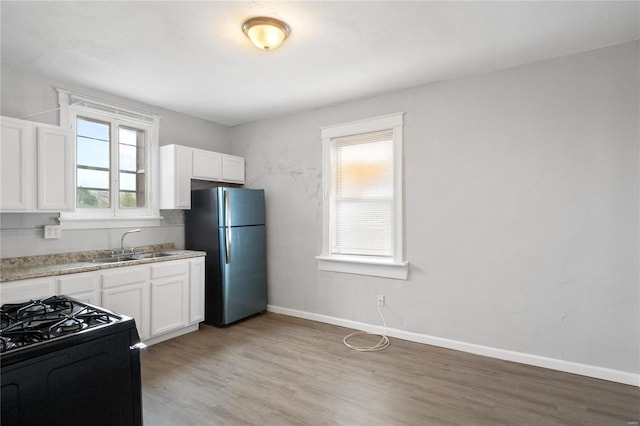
(2, 1, 638, 127)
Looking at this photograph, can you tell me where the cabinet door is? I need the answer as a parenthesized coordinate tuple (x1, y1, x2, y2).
(192, 149, 221, 181)
(221, 154, 245, 183)
(189, 257, 205, 324)
(101, 266, 150, 339)
(159, 144, 191, 210)
(175, 145, 192, 209)
(37, 126, 74, 211)
(102, 282, 150, 340)
(150, 276, 189, 336)
(150, 260, 189, 336)
(1, 277, 56, 303)
(1, 118, 34, 211)
(57, 272, 100, 305)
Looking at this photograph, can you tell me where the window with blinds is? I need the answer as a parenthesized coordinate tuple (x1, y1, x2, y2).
(317, 112, 407, 280)
(331, 130, 394, 257)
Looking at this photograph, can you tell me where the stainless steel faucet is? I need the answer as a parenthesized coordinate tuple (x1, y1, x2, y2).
(119, 228, 141, 255)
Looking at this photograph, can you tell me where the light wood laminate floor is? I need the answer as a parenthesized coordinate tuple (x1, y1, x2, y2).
(141, 313, 640, 426)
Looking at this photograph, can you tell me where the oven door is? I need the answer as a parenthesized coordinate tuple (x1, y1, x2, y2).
(1, 325, 142, 426)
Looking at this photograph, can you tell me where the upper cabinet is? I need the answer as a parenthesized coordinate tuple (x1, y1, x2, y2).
(159, 144, 192, 210)
(37, 126, 74, 211)
(1, 118, 33, 211)
(192, 148, 221, 181)
(221, 153, 245, 183)
(1, 116, 74, 212)
(159, 144, 245, 209)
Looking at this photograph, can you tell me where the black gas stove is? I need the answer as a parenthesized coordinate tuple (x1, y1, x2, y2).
(1, 295, 143, 425)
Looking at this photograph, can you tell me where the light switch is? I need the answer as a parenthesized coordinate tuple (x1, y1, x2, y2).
(44, 225, 62, 239)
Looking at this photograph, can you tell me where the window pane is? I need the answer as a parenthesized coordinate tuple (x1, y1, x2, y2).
(119, 127, 138, 146)
(119, 144, 137, 171)
(77, 118, 109, 140)
(77, 137, 109, 168)
(77, 169, 110, 190)
(120, 192, 137, 208)
(77, 188, 109, 208)
(77, 117, 110, 209)
(332, 130, 394, 257)
(119, 172, 136, 191)
(334, 199, 393, 256)
(118, 126, 146, 208)
(336, 140, 393, 199)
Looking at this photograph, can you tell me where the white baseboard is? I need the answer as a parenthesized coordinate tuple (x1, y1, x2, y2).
(267, 304, 639, 387)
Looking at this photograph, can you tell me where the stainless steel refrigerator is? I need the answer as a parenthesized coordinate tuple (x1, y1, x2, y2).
(185, 188, 267, 326)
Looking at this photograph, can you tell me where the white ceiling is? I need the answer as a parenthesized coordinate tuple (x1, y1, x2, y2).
(2, 1, 638, 126)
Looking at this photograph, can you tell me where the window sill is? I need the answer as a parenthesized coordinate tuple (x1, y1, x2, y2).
(59, 216, 163, 230)
(315, 255, 408, 280)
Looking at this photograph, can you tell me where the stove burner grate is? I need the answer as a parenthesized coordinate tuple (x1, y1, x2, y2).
(0, 296, 119, 354)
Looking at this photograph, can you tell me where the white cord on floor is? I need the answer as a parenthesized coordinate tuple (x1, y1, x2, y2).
(343, 304, 390, 352)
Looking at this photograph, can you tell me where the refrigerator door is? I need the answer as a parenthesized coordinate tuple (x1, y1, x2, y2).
(218, 188, 265, 228)
(219, 224, 267, 324)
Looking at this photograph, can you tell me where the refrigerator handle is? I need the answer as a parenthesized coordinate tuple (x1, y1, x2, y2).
(225, 190, 231, 264)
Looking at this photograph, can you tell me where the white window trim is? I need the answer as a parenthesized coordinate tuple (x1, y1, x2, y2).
(316, 112, 408, 280)
(57, 89, 162, 229)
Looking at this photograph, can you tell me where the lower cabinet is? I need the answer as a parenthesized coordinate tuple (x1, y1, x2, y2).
(0, 277, 56, 304)
(0, 256, 206, 346)
(150, 261, 189, 336)
(101, 266, 151, 340)
(57, 271, 100, 305)
(98, 257, 204, 343)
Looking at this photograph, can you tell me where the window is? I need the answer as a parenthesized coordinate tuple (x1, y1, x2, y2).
(75, 117, 147, 210)
(316, 112, 408, 280)
(58, 89, 160, 228)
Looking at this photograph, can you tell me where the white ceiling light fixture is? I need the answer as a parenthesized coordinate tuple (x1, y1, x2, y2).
(242, 16, 290, 51)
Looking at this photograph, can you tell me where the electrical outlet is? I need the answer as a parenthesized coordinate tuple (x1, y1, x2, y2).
(44, 225, 62, 239)
(377, 295, 385, 307)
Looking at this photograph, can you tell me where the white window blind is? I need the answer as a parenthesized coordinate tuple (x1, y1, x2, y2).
(331, 129, 394, 257)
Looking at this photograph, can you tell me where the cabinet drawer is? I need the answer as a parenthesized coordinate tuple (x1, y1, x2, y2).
(58, 272, 98, 294)
(151, 261, 188, 279)
(1, 277, 56, 303)
(101, 266, 148, 289)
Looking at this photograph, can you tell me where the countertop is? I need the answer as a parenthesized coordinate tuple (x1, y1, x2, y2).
(0, 244, 206, 283)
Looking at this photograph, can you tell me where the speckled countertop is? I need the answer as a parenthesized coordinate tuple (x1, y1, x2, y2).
(0, 244, 206, 283)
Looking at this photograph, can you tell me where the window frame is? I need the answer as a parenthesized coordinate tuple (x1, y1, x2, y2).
(316, 112, 408, 280)
(58, 89, 161, 229)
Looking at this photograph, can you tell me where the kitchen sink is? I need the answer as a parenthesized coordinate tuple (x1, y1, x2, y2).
(90, 252, 175, 264)
(91, 256, 137, 263)
(131, 252, 173, 259)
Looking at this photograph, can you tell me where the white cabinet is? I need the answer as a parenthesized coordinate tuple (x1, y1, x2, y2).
(0, 116, 74, 212)
(37, 126, 74, 211)
(101, 266, 151, 340)
(159, 144, 246, 209)
(150, 260, 189, 336)
(57, 272, 100, 305)
(192, 148, 221, 181)
(159, 144, 192, 210)
(189, 257, 205, 324)
(1, 255, 205, 344)
(0, 277, 56, 304)
(221, 154, 245, 183)
(1, 117, 34, 211)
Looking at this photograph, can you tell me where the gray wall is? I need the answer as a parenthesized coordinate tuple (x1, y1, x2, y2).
(229, 41, 639, 375)
(0, 63, 231, 256)
(1, 42, 638, 377)
(1, 63, 230, 150)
